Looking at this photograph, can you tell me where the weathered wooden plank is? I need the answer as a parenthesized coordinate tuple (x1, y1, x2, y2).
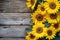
(0, 0, 5, 13)
(0, 38, 24, 40)
(0, 26, 31, 37)
(3, 0, 32, 13)
(0, 13, 31, 25)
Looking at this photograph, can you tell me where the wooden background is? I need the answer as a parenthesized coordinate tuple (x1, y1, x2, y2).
(0, 0, 32, 40)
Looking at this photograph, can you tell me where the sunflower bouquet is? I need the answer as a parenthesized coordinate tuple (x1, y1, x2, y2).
(26, 0, 60, 40)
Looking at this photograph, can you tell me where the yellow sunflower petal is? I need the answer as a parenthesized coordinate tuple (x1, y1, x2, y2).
(26, 32, 37, 40)
(52, 22, 60, 32)
(45, 27, 56, 40)
(45, 13, 59, 23)
(56, 11, 60, 22)
(44, 0, 58, 2)
(32, 23, 47, 38)
(31, 11, 46, 24)
(26, 0, 37, 10)
(36, 2, 47, 14)
(44, 0, 60, 14)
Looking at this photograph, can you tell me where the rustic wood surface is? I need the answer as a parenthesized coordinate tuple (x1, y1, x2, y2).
(0, 13, 31, 25)
(0, 0, 32, 40)
(0, 38, 24, 40)
(2, 0, 32, 13)
(0, 26, 30, 37)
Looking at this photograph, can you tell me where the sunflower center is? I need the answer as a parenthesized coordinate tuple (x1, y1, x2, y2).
(50, 14, 57, 19)
(49, 2, 56, 9)
(31, 0, 35, 5)
(36, 14, 43, 21)
(30, 34, 35, 39)
(41, 6, 45, 11)
(36, 27, 43, 34)
(54, 23, 59, 29)
(47, 30, 52, 36)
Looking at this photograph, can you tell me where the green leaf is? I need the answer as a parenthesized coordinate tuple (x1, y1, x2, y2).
(38, 0, 44, 3)
(25, 28, 32, 34)
(43, 21, 51, 28)
(30, 20, 33, 25)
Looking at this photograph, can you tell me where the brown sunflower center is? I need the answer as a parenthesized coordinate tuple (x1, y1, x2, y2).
(36, 27, 43, 34)
(30, 34, 35, 39)
(36, 14, 43, 21)
(54, 23, 59, 29)
(41, 6, 45, 11)
(47, 30, 52, 36)
(49, 2, 56, 9)
(50, 14, 57, 19)
(31, 0, 35, 5)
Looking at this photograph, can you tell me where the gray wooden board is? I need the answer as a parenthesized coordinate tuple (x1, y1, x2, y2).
(2, 0, 32, 13)
(0, 38, 24, 40)
(0, 13, 31, 25)
(0, 0, 32, 39)
(0, 26, 31, 37)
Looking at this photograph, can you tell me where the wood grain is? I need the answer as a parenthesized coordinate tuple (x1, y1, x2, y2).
(0, 38, 24, 40)
(0, 13, 31, 25)
(0, 0, 33, 40)
(3, 0, 32, 13)
(0, 26, 31, 37)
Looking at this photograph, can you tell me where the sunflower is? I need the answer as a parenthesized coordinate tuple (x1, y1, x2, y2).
(26, 0, 37, 10)
(52, 22, 60, 32)
(44, 0, 60, 14)
(31, 11, 46, 24)
(45, 13, 60, 23)
(32, 23, 46, 38)
(45, 27, 56, 40)
(57, 11, 60, 22)
(26, 32, 37, 40)
(57, 11, 60, 15)
(36, 2, 46, 14)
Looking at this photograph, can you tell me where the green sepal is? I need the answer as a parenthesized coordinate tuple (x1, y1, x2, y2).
(30, 19, 34, 25)
(25, 28, 32, 35)
(43, 21, 51, 28)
